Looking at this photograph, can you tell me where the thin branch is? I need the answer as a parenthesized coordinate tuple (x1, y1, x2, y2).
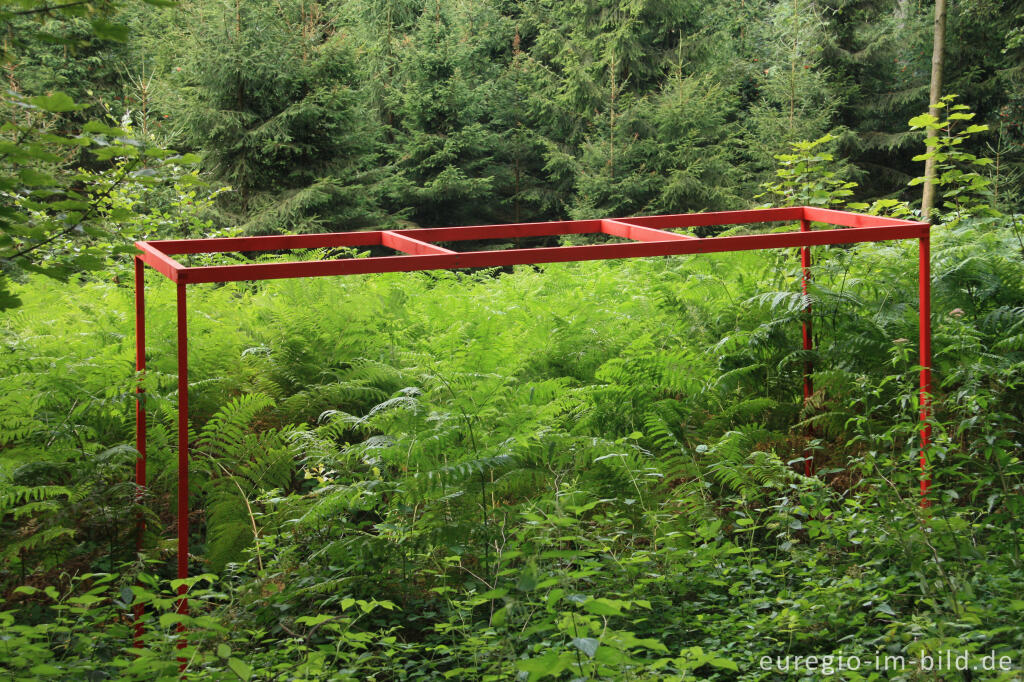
(4, 156, 140, 262)
(5, 1, 95, 18)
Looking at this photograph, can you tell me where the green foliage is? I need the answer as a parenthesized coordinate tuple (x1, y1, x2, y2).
(909, 95, 999, 221)
(0, 91, 200, 309)
(739, 0, 839, 177)
(7, 207, 1024, 676)
(757, 133, 857, 207)
(0, 0, 175, 66)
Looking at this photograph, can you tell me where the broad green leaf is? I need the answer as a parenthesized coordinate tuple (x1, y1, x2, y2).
(83, 121, 125, 136)
(711, 657, 739, 671)
(90, 19, 130, 42)
(18, 168, 56, 187)
(159, 613, 188, 629)
(30, 664, 63, 676)
(516, 652, 568, 677)
(583, 598, 624, 616)
(908, 113, 938, 128)
(227, 657, 252, 681)
(29, 93, 80, 112)
(571, 637, 600, 658)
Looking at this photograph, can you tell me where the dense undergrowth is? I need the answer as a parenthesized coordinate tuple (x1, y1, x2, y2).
(2, 212, 1023, 679)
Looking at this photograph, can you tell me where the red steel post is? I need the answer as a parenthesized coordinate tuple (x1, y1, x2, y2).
(800, 219, 814, 476)
(133, 257, 146, 645)
(919, 234, 932, 504)
(176, 282, 190, 627)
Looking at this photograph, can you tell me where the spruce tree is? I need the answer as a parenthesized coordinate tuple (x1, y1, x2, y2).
(376, 0, 509, 227)
(163, 0, 385, 234)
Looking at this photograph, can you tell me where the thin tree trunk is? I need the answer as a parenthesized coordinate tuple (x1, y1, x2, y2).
(609, 57, 616, 181)
(921, 0, 946, 217)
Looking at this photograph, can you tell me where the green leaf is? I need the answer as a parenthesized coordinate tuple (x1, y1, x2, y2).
(29, 93, 80, 112)
(227, 657, 252, 681)
(159, 613, 188, 629)
(90, 19, 130, 42)
(18, 168, 56, 187)
(594, 646, 631, 665)
(516, 652, 568, 678)
(571, 637, 600, 658)
(710, 657, 739, 671)
(30, 664, 63, 676)
(583, 598, 624, 616)
(908, 113, 938, 128)
(217, 643, 231, 659)
(83, 121, 125, 136)
(516, 563, 539, 593)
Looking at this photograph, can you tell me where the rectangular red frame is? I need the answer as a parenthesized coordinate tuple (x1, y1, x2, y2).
(132, 206, 933, 620)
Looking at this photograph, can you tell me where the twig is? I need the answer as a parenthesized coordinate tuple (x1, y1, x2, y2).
(5, 157, 140, 262)
(5, 1, 94, 18)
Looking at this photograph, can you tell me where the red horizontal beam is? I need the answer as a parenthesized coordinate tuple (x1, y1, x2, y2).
(392, 219, 603, 243)
(600, 219, 697, 242)
(149, 230, 384, 255)
(620, 207, 805, 229)
(173, 223, 927, 284)
(802, 206, 926, 228)
(381, 232, 455, 255)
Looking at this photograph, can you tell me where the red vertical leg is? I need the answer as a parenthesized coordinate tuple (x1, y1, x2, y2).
(176, 282, 190, 649)
(800, 219, 814, 475)
(133, 257, 146, 646)
(919, 234, 932, 505)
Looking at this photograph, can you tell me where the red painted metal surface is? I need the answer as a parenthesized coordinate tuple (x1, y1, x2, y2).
(133, 257, 146, 646)
(919, 235, 932, 505)
(799, 219, 814, 476)
(155, 223, 925, 284)
(132, 206, 933, 608)
(175, 282, 189, 630)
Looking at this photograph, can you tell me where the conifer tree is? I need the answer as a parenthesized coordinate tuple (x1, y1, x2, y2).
(376, 0, 509, 227)
(741, 0, 839, 179)
(163, 0, 385, 234)
(488, 26, 562, 222)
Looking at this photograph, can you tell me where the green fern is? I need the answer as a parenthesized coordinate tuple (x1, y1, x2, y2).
(194, 393, 296, 571)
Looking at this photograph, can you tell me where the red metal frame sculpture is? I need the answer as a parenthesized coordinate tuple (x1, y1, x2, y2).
(133, 206, 932, 618)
